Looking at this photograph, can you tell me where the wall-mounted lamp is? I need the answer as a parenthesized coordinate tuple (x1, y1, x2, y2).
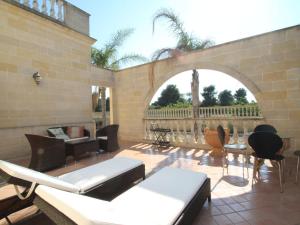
(33, 72, 42, 85)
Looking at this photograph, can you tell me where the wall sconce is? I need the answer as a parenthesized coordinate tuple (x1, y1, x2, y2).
(33, 72, 42, 85)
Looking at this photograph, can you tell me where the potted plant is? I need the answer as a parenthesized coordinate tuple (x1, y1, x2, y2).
(204, 126, 230, 157)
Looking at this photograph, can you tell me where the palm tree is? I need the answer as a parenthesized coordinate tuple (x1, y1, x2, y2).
(152, 8, 214, 61)
(91, 28, 147, 70)
(152, 8, 214, 141)
(91, 28, 147, 126)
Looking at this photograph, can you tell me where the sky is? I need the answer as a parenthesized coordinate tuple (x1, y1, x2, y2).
(68, 0, 300, 102)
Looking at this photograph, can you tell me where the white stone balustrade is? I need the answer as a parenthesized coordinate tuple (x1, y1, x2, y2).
(144, 118, 265, 148)
(13, 0, 65, 21)
(146, 104, 262, 119)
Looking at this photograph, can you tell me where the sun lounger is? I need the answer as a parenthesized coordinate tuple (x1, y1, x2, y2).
(34, 167, 211, 225)
(0, 157, 145, 221)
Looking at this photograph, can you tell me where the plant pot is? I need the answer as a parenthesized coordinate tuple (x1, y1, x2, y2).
(204, 128, 230, 157)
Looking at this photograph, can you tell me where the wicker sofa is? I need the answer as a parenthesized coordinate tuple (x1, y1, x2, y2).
(47, 126, 90, 142)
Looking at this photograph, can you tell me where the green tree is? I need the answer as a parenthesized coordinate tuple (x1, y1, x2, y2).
(154, 84, 181, 107)
(151, 8, 214, 96)
(201, 85, 218, 107)
(218, 90, 234, 106)
(152, 8, 214, 60)
(91, 28, 147, 70)
(234, 88, 249, 105)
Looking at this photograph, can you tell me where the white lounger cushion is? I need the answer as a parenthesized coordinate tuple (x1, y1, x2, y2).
(0, 160, 79, 193)
(58, 157, 143, 193)
(35, 167, 207, 225)
(36, 185, 121, 225)
(0, 157, 143, 194)
(111, 167, 207, 225)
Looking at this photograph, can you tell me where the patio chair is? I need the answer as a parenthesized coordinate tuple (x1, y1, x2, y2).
(248, 131, 284, 192)
(33, 167, 211, 225)
(217, 125, 248, 178)
(25, 134, 66, 172)
(253, 124, 277, 133)
(294, 150, 300, 184)
(0, 157, 145, 223)
(96, 124, 119, 152)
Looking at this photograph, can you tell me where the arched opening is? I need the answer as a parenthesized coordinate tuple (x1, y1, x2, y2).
(149, 69, 257, 107)
(144, 69, 264, 150)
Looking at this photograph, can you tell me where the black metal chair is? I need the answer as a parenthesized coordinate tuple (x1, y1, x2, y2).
(25, 134, 66, 172)
(294, 150, 300, 184)
(254, 124, 277, 133)
(96, 124, 119, 152)
(217, 125, 248, 178)
(248, 131, 284, 192)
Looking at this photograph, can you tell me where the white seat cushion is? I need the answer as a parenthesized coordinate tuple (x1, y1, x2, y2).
(64, 136, 89, 142)
(0, 157, 143, 194)
(0, 160, 79, 193)
(111, 167, 207, 225)
(35, 167, 208, 225)
(97, 136, 108, 140)
(35, 185, 120, 225)
(58, 157, 143, 193)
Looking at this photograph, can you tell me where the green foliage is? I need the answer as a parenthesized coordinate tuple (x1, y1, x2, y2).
(95, 98, 110, 112)
(168, 101, 192, 108)
(152, 84, 181, 107)
(91, 29, 147, 70)
(234, 88, 249, 105)
(201, 85, 218, 107)
(151, 8, 214, 60)
(218, 89, 234, 106)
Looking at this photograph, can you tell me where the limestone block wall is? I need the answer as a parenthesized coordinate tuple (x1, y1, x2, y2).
(114, 25, 300, 151)
(90, 66, 114, 87)
(0, 1, 96, 160)
(64, 1, 90, 36)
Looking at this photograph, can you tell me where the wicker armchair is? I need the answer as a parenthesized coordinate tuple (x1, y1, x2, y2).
(96, 124, 119, 152)
(25, 134, 66, 172)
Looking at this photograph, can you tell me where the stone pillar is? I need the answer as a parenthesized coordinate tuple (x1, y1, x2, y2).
(191, 69, 200, 141)
(100, 87, 107, 127)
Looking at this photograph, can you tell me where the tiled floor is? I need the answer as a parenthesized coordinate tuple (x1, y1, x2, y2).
(1, 141, 300, 225)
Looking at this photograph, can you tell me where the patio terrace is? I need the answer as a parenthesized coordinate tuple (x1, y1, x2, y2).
(0, 1, 300, 224)
(1, 142, 300, 225)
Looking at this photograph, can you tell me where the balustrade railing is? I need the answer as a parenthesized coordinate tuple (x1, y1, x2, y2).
(13, 0, 65, 21)
(144, 118, 265, 148)
(146, 105, 262, 119)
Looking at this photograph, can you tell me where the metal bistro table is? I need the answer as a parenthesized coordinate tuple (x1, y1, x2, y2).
(150, 126, 171, 148)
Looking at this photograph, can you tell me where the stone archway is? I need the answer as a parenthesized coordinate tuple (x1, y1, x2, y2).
(114, 25, 300, 150)
(144, 61, 262, 109)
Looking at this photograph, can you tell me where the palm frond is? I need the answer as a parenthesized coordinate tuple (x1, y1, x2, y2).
(110, 54, 148, 69)
(105, 28, 134, 52)
(151, 48, 176, 61)
(152, 8, 186, 38)
(194, 39, 215, 49)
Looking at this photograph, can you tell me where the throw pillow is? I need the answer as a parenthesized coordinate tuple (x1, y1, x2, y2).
(48, 128, 70, 141)
(67, 126, 84, 139)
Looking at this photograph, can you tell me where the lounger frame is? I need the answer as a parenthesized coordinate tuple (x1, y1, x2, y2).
(0, 164, 145, 221)
(33, 178, 211, 225)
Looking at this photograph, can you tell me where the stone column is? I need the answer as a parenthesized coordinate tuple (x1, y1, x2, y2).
(100, 87, 107, 127)
(191, 69, 200, 141)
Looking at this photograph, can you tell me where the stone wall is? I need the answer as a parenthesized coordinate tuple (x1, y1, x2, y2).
(114, 25, 300, 151)
(0, 1, 97, 160)
(0, 0, 299, 159)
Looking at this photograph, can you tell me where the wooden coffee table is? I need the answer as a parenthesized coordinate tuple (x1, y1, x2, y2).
(65, 138, 99, 160)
